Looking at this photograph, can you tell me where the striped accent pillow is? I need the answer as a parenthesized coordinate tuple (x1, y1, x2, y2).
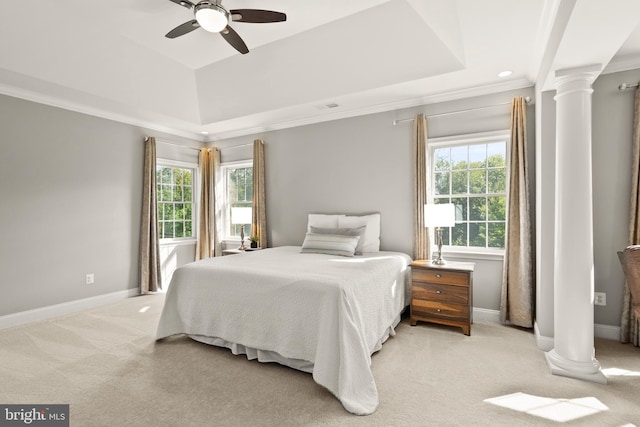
(309, 225, 367, 255)
(300, 233, 360, 257)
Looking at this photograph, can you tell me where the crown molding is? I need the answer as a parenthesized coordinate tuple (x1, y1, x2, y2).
(602, 54, 640, 75)
(0, 83, 207, 143)
(206, 78, 534, 141)
(1, 77, 533, 144)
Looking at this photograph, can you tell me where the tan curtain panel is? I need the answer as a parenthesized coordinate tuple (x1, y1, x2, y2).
(500, 97, 534, 328)
(196, 148, 221, 259)
(251, 139, 268, 248)
(413, 113, 431, 261)
(139, 137, 162, 293)
(621, 85, 640, 346)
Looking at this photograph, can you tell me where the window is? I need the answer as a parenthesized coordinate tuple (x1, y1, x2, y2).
(156, 163, 196, 241)
(222, 161, 253, 239)
(431, 132, 508, 251)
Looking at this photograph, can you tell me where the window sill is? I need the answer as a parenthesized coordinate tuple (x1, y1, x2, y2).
(439, 248, 504, 262)
(222, 238, 243, 244)
(159, 238, 197, 246)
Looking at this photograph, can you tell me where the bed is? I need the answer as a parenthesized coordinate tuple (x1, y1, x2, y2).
(156, 214, 412, 415)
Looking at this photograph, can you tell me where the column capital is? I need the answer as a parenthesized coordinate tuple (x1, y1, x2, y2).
(554, 64, 602, 88)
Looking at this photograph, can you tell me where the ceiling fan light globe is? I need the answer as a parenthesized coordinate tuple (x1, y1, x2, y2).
(195, 3, 228, 33)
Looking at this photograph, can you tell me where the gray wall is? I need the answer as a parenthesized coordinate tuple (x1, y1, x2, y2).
(214, 88, 535, 312)
(592, 68, 640, 326)
(263, 113, 414, 254)
(0, 94, 200, 316)
(534, 89, 557, 340)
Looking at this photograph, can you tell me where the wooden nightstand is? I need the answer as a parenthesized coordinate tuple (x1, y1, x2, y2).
(410, 260, 475, 336)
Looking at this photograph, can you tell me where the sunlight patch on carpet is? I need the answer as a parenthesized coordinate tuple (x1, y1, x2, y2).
(602, 367, 640, 377)
(484, 392, 608, 422)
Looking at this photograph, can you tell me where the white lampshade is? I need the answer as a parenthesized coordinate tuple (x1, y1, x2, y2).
(424, 203, 455, 228)
(195, 3, 229, 33)
(231, 207, 252, 225)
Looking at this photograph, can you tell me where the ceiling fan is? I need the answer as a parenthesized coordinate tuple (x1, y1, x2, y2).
(165, 0, 287, 55)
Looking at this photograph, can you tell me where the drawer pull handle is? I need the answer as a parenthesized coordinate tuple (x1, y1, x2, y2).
(436, 274, 442, 278)
(436, 290, 442, 294)
(436, 309, 442, 312)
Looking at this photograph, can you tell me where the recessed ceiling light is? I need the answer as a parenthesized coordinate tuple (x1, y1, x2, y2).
(201, 131, 209, 135)
(498, 70, 513, 78)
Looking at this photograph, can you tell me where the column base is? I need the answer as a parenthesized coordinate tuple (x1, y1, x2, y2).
(544, 349, 607, 384)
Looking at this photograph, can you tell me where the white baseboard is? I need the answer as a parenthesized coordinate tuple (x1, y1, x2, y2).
(0, 288, 140, 330)
(474, 311, 621, 344)
(2, 297, 624, 343)
(533, 320, 621, 350)
(473, 307, 501, 323)
(594, 323, 621, 341)
(534, 321, 554, 351)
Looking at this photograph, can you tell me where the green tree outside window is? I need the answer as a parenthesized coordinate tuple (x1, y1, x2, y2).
(432, 140, 507, 249)
(156, 166, 195, 239)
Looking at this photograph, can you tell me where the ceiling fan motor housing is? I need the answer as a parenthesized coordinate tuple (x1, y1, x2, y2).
(195, 1, 229, 33)
(166, 0, 286, 54)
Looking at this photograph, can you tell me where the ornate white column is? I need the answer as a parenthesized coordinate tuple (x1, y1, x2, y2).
(544, 65, 606, 384)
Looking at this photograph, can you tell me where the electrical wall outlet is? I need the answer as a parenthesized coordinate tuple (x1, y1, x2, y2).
(594, 292, 606, 306)
(85, 273, 95, 285)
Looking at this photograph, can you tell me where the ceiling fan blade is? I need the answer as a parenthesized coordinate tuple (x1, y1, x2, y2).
(220, 26, 249, 54)
(166, 20, 200, 38)
(230, 9, 287, 23)
(168, 0, 195, 9)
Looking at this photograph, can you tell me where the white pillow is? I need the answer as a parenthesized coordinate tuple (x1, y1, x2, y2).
(300, 233, 360, 257)
(338, 214, 380, 253)
(307, 214, 345, 231)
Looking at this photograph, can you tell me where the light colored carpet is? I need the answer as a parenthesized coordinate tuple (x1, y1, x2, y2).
(1, 294, 639, 426)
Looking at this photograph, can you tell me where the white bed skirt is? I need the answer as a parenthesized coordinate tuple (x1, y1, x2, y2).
(188, 313, 402, 378)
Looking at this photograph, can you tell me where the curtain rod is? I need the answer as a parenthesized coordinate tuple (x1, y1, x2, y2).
(144, 136, 201, 152)
(392, 96, 532, 125)
(618, 82, 639, 91)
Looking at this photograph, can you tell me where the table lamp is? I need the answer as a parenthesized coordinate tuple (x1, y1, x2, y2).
(231, 207, 252, 250)
(424, 203, 455, 265)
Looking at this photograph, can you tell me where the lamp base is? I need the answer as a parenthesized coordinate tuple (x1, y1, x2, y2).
(433, 227, 446, 265)
(238, 227, 246, 251)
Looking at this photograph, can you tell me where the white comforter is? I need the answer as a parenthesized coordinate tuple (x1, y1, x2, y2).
(156, 246, 412, 415)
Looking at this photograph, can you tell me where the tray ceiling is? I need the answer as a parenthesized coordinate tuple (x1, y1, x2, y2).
(1, 0, 639, 141)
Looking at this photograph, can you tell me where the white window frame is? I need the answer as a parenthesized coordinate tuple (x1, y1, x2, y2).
(428, 130, 510, 260)
(221, 160, 254, 242)
(156, 158, 198, 245)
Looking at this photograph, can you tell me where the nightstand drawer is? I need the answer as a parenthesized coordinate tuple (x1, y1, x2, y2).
(412, 282, 468, 304)
(411, 299, 469, 322)
(412, 268, 469, 286)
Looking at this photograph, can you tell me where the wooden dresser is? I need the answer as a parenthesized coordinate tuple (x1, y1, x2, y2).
(410, 260, 475, 336)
